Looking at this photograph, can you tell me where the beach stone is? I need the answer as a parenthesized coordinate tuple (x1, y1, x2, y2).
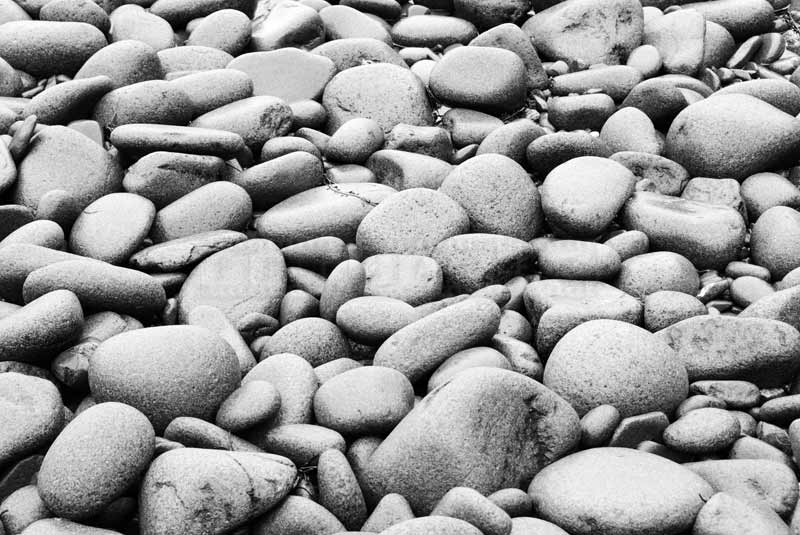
(373, 297, 500, 383)
(430, 487, 511, 535)
(663, 407, 740, 454)
(521, 0, 643, 65)
(610, 151, 690, 196)
(233, 151, 324, 210)
(184, 305, 257, 375)
(262, 137, 322, 162)
(314, 366, 414, 436)
(428, 347, 511, 392)
(0, 21, 106, 77)
(529, 448, 713, 535)
(169, 70, 253, 116)
(317, 449, 367, 530)
(326, 118, 384, 164)
(148, 0, 253, 25)
(523, 279, 643, 356)
(0, 373, 63, 468)
(0, 484, 52, 535)
(23, 261, 165, 318)
(390, 15, 477, 48)
(19, 518, 123, 534)
(228, 49, 335, 103)
(150, 181, 252, 243)
(740, 285, 800, 332)
(319, 4, 391, 43)
(69, 193, 154, 265)
(280, 236, 348, 271)
(109, 124, 246, 160)
(643, 291, 706, 331)
(178, 239, 286, 324)
(544, 319, 688, 418)
(362, 253, 443, 305)
(616, 251, 700, 298)
(740, 173, 800, 221)
(693, 492, 791, 535)
(548, 94, 616, 132)
(256, 183, 396, 247)
(429, 46, 525, 113)
(37, 402, 154, 520)
(247, 423, 345, 466)
(312, 38, 406, 72)
(580, 404, 621, 448)
(158, 46, 234, 75)
(189, 96, 292, 149)
(22, 76, 112, 126)
(360, 494, 415, 533)
(714, 80, 800, 117)
(75, 40, 162, 89)
(251, 495, 345, 535)
(319, 259, 365, 322)
(537, 240, 621, 281)
(356, 188, 469, 257)
(600, 107, 662, 155)
(439, 154, 542, 241)
(691, 380, 761, 409)
(665, 95, 800, 181)
(470, 24, 548, 90)
(93, 81, 194, 130)
(684, 459, 798, 516)
(540, 156, 636, 239)
(476, 119, 544, 165)
(108, 6, 174, 51)
(215, 381, 281, 433)
(122, 152, 225, 209)
(509, 518, 570, 535)
(680, 0, 774, 40)
(322, 63, 433, 133)
(656, 316, 800, 387)
(263, 318, 349, 367)
(607, 411, 669, 449)
(622, 191, 746, 270)
(161, 417, 260, 452)
(487, 488, 533, 518)
(250, 1, 324, 51)
(0, 220, 64, 250)
(243, 353, 317, 427)
(129, 230, 247, 272)
(186, 9, 251, 55)
(88, 326, 240, 433)
(0, 244, 91, 303)
(730, 276, 774, 309)
(379, 517, 482, 535)
(681, 178, 745, 220)
(750, 206, 800, 280)
(550, 66, 643, 102)
(363, 368, 580, 514)
(432, 234, 535, 294)
(441, 109, 503, 149)
(643, 9, 705, 76)
(526, 132, 612, 178)
(626, 44, 662, 77)
(12, 126, 122, 212)
(366, 150, 452, 190)
(139, 449, 296, 535)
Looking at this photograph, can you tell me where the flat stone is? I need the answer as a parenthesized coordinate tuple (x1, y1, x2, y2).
(680, 0, 773, 40)
(526, 132, 612, 178)
(129, 230, 247, 272)
(320, 4, 392, 43)
(251, 496, 346, 535)
(537, 240, 621, 281)
(22, 76, 113, 126)
(662, 407, 741, 454)
(228, 48, 336, 102)
(750, 206, 800, 280)
(93, 80, 194, 130)
(312, 38, 406, 72)
(0, 21, 106, 76)
(186, 9, 251, 55)
(262, 317, 350, 367)
(189, 95, 293, 149)
(367, 150, 453, 190)
(362, 253, 443, 305)
(550, 66, 643, 102)
(643, 9, 706, 76)
(169, 69, 253, 116)
(740, 172, 800, 221)
(391, 14, 477, 48)
(75, 39, 163, 89)
(108, 5, 174, 51)
(693, 492, 791, 535)
(109, 124, 246, 160)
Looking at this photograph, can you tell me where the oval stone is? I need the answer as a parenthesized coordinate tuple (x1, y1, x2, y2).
(0, 21, 106, 76)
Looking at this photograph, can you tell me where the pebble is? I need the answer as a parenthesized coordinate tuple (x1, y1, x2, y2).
(93, 81, 194, 130)
(243, 353, 317, 427)
(0, 219, 64, 250)
(603, 230, 649, 261)
(693, 492, 791, 535)
(367, 149, 452, 190)
(550, 65, 643, 102)
(663, 407, 741, 453)
(234, 151, 324, 210)
(129, 230, 247, 272)
(360, 494, 414, 533)
(529, 448, 713, 535)
(317, 449, 367, 530)
(169, 70, 253, 116)
(428, 346, 511, 391)
(0, 484, 52, 535)
(391, 14, 477, 48)
(470, 23, 548, 90)
(214, 381, 281, 433)
(750, 206, 800, 280)
(109, 124, 246, 160)
(537, 240, 620, 281)
(691, 380, 761, 409)
(263, 317, 350, 366)
(607, 411, 669, 448)
(23, 76, 113, 126)
(75, 40, 163, 89)
(741, 172, 800, 221)
(228, 49, 335, 103)
(325, 118, 384, 164)
(430, 487, 511, 535)
(249, 423, 345, 466)
(616, 251, 700, 298)
(362, 253, 442, 305)
(312, 37, 406, 71)
(643, 290, 707, 331)
(108, 5, 174, 51)
(186, 9, 252, 55)
(579, 404, 621, 448)
(335, 295, 417, 345)
(251, 495, 345, 535)
(250, 1, 324, 51)
(441, 108, 503, 147)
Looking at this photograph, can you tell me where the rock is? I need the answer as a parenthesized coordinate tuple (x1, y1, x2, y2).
(186, 9, 251, 55)
(312, 38, 406, 72)
(251, 495, 345, 535)
(69, 193, 155, 265)
(599, 107, 662, 154)
(363, 368, 580, 514)
(470, 24, 548, 90)
(139, 449, 296, 535)
(487, 488, 534, 518)
(662, 407, 740, 454)
(362, 253, 443, 305)
(550, 66, 643, 102)
(75, 40, 163, 89)
(521, 0, 643, 66)
(616, 251, 700, 298)
(215, 381, 281, 433)
(322, 64, 433, 133)
(580, 404, 621, 448)
(0, 484, 52, 535)
(233, 152, 324, 210)
(356, 188, 469, 257)
(750, 206, 800, 280)
(178, 239, 286, 324)
(665, 94, 800, 181)
(643, 9, 705, 76)
(0, 373, 63, 468)
(537, 240, 621, 281)
(622, 191, 746, 270)
(129, 230, 247, 272)
(390, 15, 477, 48)
(319, 259, 365, 322)
(529, 448, 713, 535)
(88, 325, 240, 433)
(740, 286, 800, 332)
(740, 173, 800, 221)
(476, 119, 544, 165)
(37, 402, 154, 520)
(250, 1, 324, 51)
(439, 154, 542, 241)
(243, 353, 317, 427)
(314, 366, 414, 436)
(247, 423, 345, 466)
(656, 316, 800, 387)
(523, 279, 643, 356)
(373, 297, 500, 383)
(0, 290, 83, 364)
(255, 183, 396, 247)
(609, 151, 690, 196)
(541, 157, 635, 239)
(184, 305, 257, 375)
(693, 492, 791, 535)
(108, 5, 174, 51)
(643, 291, 707, 331)
(367, 150, 453, 190)
(361, 494, 415, 533)
(325, 118, 384, 164)
(526, 132, 612, 178)
(549, 94, 617, 132)
(430, 487, 512, 535)
(317, 449, 367, 530)
(108, 124, 246, 160)
(320, 4, 392, 43)
(432, 234, 535, 294)
(169, 70, 253, 116)
(379, 517, 483, 535)
(0, 21, 106, 77)
(714, 80, 800, 117)
(93, 81, 194, 130)
(263, 318, 350, 367)
(429, 46, 526, 113)
(428, 347, 512, 392)
(544, 319, 688, 417)
(22, 76, 113, 126)
(0, 220, 64, 250)
(189, 96, 293, 149)
(680, 0, 774, 40)
(19, 518, 122, 535)
(12, 126, 123, 212)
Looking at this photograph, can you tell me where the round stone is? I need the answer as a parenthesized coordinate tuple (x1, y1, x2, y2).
(544, 319, 689, 417)
(750, 206, 800, 280)
(616, 251, 700, 298)
(662, 407, 741, 454)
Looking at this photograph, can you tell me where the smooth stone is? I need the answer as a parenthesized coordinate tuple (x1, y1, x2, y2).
(20, 518, 123, 534)
(366, 149, 452, 190)
(656, 316, 800, 387)
(149, 181, 252, 243)
(740, 285, 800, 332)
(610, 151, 690, 196)
(280, 236, 348, 271)
(439, 154, 542, 241)
(37, 402, 154, 520)
(428, 346, 511, 392)
(750, 206, 800, 280)
(256, 183, 396, 247)
(262, 318, 349, 367)
(741, 172, 800, 221)
(188, 95, 292, 149)
(523, 279, 643, 356)
(109, 124, 245, 160)
(496, 310, 534, 343)
(250, 496, 346, 535)
(680, 0, 773, 40)
(88, 326, 240, 433)
(22, 76, 112, 126)
(23, 261, 165, 318)
(148, 0, 253, 25)
(184, 305, 257, 375)
(243, 353, 317, 427)
(509, 518, 570, 535)
(321, 64, 433, 133)
(319, 259, 365, 322)
(215, 381, 281, 433)
(162, 416, 261, 452)
(0, 373, 63, 468)
(108, 5, 174, 51)
(521, 0, 644, 66)
(469, 23, 548, 90)
(12, 125, 122, 212)
(92, 81, 194, 130)
(550, 66, 643, 102)
(714, 79, 800, 116)
(441, 108, 503, 148)
(168, 69, 253, 116)
(373, 297, 500, 383)
(356, 188, 469, 257)
(429, 46, 525, 113)
(314, 366, 414, 436)
(233, 151, 324, 210)
(69, 193, 154, 264)
(319, 4, 391, 43)
(644, 290, 707, 331)
(693, 492, 791, 535)
(0, 220, 64, 250)
(663, 407, 740, 454)
(606, 411, 669, 448)
(665, 95, 800, 181)
(391, 15, 477, 48)
(548, 93, 616, 132)
(529, 448, 713, 535)
(363, 368, 580, 514)
(129, 230, 247, 272)
(526, 131, 612, 178)
(325, 118, 384, 164)
(186, 9, 251, 55)
(362, 253, 443, 305)
(0, 244, 89, 303)
(643, 9, 705, 76)
(537, 240, 621, 281)
(681, 177, 745, 219)
(261, 136, 322, 162)
(487, 488, 534, 518)
(430, 487, 512, 535)
(544, 319, 688, 417)
(622, 191, 746, 270)
(379, 517, 482, 535)
(0, 21, 106, 77)
(730, 276, 775, 308)
(313, 358, 362, 385)
(75, 40, 163, 89)
(311, 38, 406, 72)
(600, 107, 662, 154)
(691, 380, 761, 409)
(476, 119, 545, 165)
(580, 404, 621, 448)
(541, 156, 636, 239)
(178, 239, 286, 324)
(317, 449, 367, 530)
(139, 449, 296, 535)
(0, 484, 52, 535)
(227, 49, 335, 103)
(626, 44, 662, 77)
(247, 423, 345, 466)
(616, 251, 699, 297)
(360, 493, 415, 533)
(249, 0, 325, 51)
